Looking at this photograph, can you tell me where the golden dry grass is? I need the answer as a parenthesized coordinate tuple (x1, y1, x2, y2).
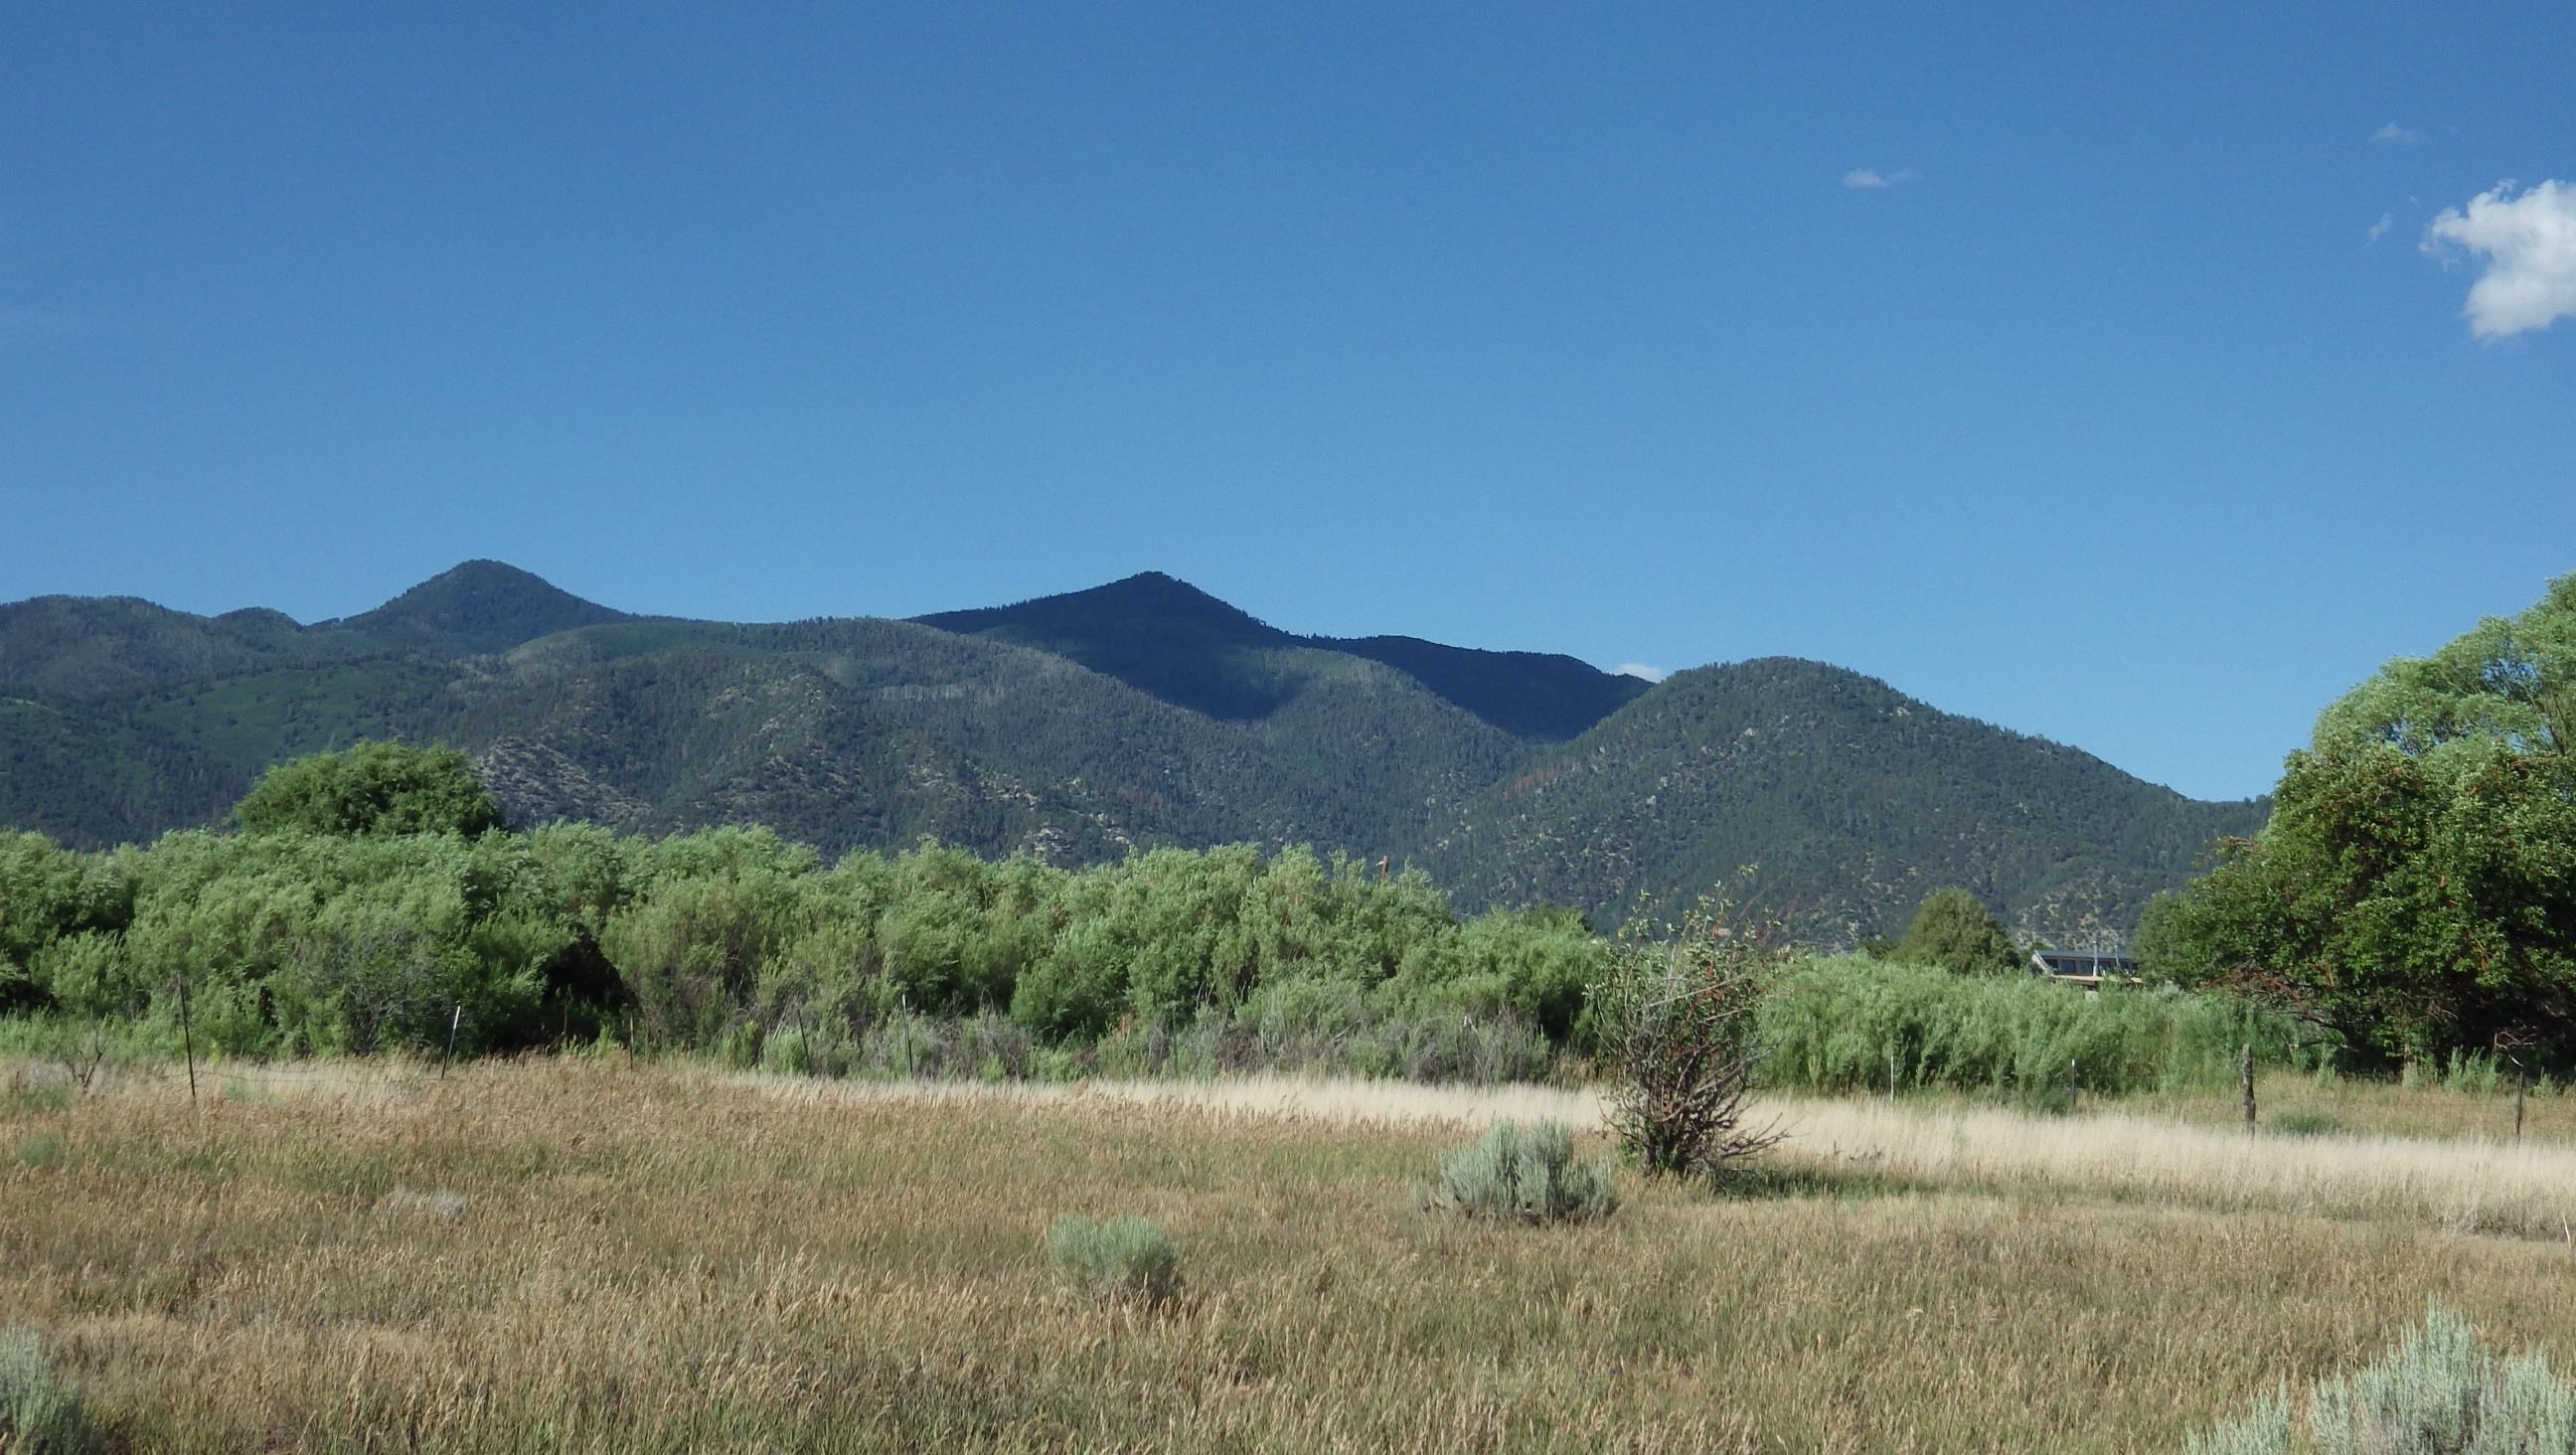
(7, 1057, 2574, 1452)
(755, 1072, 2576, 1239)
(2136, 1070, 2575, 1145)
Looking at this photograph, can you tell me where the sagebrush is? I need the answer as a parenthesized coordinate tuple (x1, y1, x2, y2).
(1426, 1119, 1617, 1223)
(1046, 1214, 1184, 1308)
(2186, 1302, 2576, 1454)
(0, 1329, 99, 1455)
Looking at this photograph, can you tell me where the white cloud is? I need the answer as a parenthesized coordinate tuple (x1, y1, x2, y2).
(2365, 213, 2393, 246)
(1842, 167, 1919, 190)
(2422, 180, 2576, 339)
(1613, 663, 1669, 683)
(2373, 122, 2424, 145)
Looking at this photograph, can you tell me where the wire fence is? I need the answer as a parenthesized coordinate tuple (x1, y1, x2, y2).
(5, 997, 470, 1104)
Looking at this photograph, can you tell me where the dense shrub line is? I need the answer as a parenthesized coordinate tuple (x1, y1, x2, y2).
(0, 825, 1602, 1072)
(1756, 954, 2316, 1098)
(3, 804, 2319, 1093)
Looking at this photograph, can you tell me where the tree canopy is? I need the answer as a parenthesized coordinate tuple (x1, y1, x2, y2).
(1890, 888, 2024, 977)
(2313, 573, 2576, 765)
(2139, 576, 2576, 1066)
(235, 741, 504, 839)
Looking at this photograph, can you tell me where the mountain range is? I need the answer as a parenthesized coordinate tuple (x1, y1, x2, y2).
(0, 561, 2267, 941)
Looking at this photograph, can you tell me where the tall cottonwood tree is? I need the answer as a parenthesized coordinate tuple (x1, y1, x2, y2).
(2138, 576, 2576, 1065)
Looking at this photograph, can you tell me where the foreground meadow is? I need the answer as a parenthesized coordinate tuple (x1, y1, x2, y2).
(6, 1057, 2574, 1452)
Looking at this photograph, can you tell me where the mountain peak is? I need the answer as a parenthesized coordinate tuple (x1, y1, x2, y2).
(914, 571, 1286, 643)
(339, 561, 631, 656)
(909, 571, 1293, 720)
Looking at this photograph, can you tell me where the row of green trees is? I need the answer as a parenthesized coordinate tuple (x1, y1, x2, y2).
(0, 745, 1605, 1064)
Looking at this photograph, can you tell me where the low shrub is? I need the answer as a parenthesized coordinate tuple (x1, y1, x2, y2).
(1426, 1119, 1617, 1224)
(0, 1328, 101, 1454)
(2186, 1388, 2293, 1455)
(2268, 1110, 2343, 1138)
(2185, 1302, 2576, 1454)
(1046, 1215, 1183, 1309)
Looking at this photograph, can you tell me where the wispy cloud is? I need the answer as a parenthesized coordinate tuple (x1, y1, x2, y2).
(2372, 122, 2424, 145)
(1613, 663, 1668, 683)
(1842, 167, 1919, 190)
(2364, 214, 2393, 246)
(2422, 180, 2576, 339)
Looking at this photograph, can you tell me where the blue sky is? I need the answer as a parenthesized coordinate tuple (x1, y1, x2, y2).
(4, 3, 2571, 802)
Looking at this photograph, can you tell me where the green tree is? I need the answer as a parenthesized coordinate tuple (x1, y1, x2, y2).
(2141, 575, 2576, 1066)
(2137, 737, 2576, 1065)
(1890, 888, 2024, 977)
(2314, 572, 2576, 762)
(235, 741, 504, 839)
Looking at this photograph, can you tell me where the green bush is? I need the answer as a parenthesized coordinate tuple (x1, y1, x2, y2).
(1046, 1215, 1184, 1308)
(1758, 954, 2313, 1098)
(0, 1328, 100, 1454)
(2185, 1302, 2576, 1454)
(1426, 1119, 1617, 1223)
(2269, 1111, 2344, 1138)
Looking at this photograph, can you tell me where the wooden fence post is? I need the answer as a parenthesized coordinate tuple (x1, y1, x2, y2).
(2239, 1043, 2256, 1134)
(179, 975, 198, 1107)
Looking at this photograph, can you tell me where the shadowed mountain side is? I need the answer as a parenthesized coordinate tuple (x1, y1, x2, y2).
(466, 618, 1516, 858)
(1417, 657, 2270, 942)
(912, 570, 1649, 740)
(450, 619, 1325, 855)
(1316, 634, 1650, 741)
(913, 570, 1302, 722)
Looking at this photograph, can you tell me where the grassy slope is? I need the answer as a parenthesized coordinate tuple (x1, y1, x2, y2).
(5, 1058, 2571, 1452)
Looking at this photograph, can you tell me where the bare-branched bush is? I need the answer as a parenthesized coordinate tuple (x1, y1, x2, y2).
(1593, 892, 1783, 1182)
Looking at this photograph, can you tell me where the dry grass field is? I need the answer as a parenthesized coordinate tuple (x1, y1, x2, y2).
(6, 1056, 2574, 1452)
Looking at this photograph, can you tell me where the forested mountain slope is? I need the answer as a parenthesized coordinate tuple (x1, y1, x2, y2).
(0, 562, 2263, 939)
(1417, 657, 2268, 942)
(323, 559, 639, 656)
